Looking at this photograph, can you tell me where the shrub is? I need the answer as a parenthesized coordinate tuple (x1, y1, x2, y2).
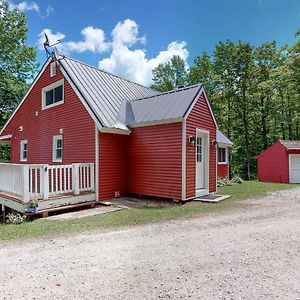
(6, 213, 26, 225)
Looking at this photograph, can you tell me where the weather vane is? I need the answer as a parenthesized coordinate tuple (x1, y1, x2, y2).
(43, 33, 61, 57)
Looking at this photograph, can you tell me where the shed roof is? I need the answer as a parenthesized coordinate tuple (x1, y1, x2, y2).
(59, 54, 159, 128)
(279, 140, 300, 150)
(217, 129, 233, 146)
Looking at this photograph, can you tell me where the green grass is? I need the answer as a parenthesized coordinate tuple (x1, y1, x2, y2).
(0, 181, 296, 241)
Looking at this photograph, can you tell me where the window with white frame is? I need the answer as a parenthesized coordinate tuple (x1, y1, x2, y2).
(20, 140, 28, 162)
(53, 135, 63, 162)
(42, 79, 64, 110)
(218, 147, 227, 164)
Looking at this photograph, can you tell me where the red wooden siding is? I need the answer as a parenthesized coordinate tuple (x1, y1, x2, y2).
(127, 123, 182, 200)
(217, 164, 228, 178)
(99, 132, 127, 200)
(2, 59, 95, 165)
(186, 92, 217, 198)
(257, 141, 289, 183)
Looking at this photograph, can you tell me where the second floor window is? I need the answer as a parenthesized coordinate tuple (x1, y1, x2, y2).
(42, 79, 64, 109)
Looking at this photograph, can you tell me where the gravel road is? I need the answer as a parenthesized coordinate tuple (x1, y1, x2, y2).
(1, 188, 300, 300)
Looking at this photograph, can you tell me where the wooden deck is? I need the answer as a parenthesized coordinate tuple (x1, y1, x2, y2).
(0, 190, 96, 214)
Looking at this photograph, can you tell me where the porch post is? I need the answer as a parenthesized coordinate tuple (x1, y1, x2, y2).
(90, 163, 95, 192)
(21, 165, 30, 203)
(42, 165, 49, 200)
(72, 163, 80, 195)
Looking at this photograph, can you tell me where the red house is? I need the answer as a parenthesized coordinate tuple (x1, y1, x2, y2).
(257, 140, 300, 184)
(0, 52, 231, 214)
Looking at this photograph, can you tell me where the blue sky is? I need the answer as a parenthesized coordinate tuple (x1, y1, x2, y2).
(8, 0, 300, 86)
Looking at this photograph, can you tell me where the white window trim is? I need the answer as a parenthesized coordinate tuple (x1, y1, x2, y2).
(53, 135, 63, 163)
(218, 146, 228, 165)
(50, 62, 56, 77)
(42, 79, 64, 110)
(20, 139, 28, 162)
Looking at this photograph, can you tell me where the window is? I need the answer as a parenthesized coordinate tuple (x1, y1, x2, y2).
(42, 79, 64, 110)
(218, 147, 227, 164)
(196, 136, 202, 162)
(50, 62, 56, 77)
(53, 135, 63, 162)
(20, 140, 28, 162)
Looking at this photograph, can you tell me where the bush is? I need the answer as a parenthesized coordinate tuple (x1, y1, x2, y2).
(6, 213, 26, 225)
(217, 176, 244, 187)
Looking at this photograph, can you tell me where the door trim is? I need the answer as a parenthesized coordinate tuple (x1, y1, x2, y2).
(195, 128, 210, 197)
(289, 154, 300, 183)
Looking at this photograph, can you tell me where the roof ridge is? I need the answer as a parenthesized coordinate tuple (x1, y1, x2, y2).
(58, 53, 158, 93)
(130, 84, 202, 102)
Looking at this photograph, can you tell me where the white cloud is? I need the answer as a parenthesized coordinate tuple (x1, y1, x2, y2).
(99, 41, 188, 86)
(112, 19, 146, 46)
(37, 19, 189, 86)
(9, 1, 39, 12)
(99, 19, 188, 86)
(38, 27, 108, 54)
(63, 27, 108, 53)
(45, 4, 53, 17)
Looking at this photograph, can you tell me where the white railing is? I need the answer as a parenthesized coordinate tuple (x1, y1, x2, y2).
(0, 162, 95, 203)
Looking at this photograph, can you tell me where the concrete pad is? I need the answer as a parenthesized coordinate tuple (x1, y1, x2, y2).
(193, 194, 231, 203)
(44, 206, 124, 221)
(105, 197, 173, 208)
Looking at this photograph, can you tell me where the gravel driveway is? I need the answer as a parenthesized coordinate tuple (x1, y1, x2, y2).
(1, 188, 300, 300)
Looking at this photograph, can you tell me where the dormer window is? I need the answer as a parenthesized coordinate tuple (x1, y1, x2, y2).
(42, 79, 64, 110)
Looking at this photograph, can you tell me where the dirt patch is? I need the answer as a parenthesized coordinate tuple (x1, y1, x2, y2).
(1, 188, 300, 299)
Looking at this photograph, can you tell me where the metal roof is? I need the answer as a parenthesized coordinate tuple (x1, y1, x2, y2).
(279, 140, 300, 150)
(58, 54, 159, 128)
(126, 85, 202, 125)
(217, 129, 233, 146)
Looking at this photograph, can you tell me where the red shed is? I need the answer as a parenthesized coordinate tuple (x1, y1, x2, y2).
(0, 51, 232, 213)
(257, 140, 300, 184)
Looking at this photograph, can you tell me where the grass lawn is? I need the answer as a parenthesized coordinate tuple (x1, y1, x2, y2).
(0, 181, 296, 241)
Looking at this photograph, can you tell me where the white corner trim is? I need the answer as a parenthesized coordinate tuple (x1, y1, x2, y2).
(41, 79, 64, 110)
(182, 119, 186, 200)
(59, 66, 102, 130)
(0, 57, 52, 136)
(0, 134, 12, 140)
(95, 125, 99, 202)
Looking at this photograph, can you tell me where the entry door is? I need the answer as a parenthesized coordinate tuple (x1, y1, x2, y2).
(290, 155, 300, 183)
(196, 133, 205, 190)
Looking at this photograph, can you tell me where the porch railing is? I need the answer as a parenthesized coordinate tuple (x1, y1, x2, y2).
(0, 162, 95, 203)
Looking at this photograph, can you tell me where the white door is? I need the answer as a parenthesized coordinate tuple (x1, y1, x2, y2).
(196, 134, 205, 190)
(290, 155, 300, 183)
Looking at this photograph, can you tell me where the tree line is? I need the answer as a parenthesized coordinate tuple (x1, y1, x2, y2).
(151, 31, 300, 179)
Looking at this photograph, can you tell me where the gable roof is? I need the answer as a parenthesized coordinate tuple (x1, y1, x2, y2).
(279, 140, 300, 150)
(217, 129, 233, 146)
(124, 85, 202, 126)
(58, 54, 159, 128)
